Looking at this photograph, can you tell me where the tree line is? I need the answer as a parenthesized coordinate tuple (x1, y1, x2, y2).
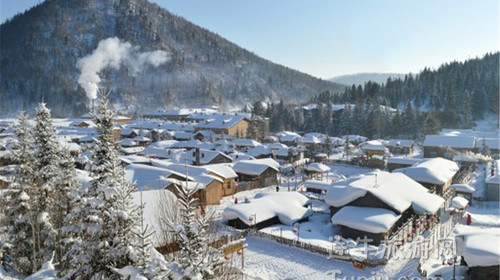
(247, 53, 498, 140)
(0, 94, 222, 279)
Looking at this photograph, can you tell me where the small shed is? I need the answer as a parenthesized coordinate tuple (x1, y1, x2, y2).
(304, 162, 331, 180)
(387, 139, 414, 155)
(450, 184, 475, 203)
(222, 192, 313, 229)
(485, 160, 500, 201)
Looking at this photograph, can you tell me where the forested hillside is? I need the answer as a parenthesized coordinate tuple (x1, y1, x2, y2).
(251, 53, 499, 139)
(0, 0, 343, 117)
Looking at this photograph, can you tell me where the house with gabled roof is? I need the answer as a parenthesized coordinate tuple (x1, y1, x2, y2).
(232, 158, 280, 189)
(387, 139, 414, 155)
(325, 171, 444, 245)
(423, 135, 477, 159)
(194, 114, 250, 138)
(393, 157, 459, 196)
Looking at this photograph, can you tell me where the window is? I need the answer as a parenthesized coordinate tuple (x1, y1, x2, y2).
(227, 182, 231, 189)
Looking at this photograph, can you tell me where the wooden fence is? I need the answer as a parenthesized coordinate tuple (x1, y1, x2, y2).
(250, 230, 387, 267)
(156, 231, 246, 255)
(417, 214, 458, 276)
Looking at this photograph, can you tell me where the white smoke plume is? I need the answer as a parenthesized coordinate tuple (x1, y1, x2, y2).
(77, 37, 171, 100)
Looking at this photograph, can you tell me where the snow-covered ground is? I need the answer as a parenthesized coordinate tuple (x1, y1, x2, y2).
(243, 236, 423, 280)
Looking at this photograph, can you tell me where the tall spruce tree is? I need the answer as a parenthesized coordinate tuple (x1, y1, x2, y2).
(29, 103, 60, 272)
(2, 112, 35, 274)
(164, 182, 221, 280)
(65, 93, 140, 279)
(52, 146, 81, 273)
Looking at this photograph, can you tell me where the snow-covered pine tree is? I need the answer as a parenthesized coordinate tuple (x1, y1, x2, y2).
(122, 192, 171, 280)
(164, 182, 221, 280)
(52, 146, 81, 273)
(29, 103, 60, 272)
(66, 93, 140, 279)
(1, 112, 35, 274)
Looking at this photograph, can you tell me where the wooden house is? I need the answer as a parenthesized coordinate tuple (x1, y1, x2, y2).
(360, 140, 388, 159)
(304, 162, 331, 180)
(387, 157, 422, 172)
(279, 132, 301, 147)
(222, 192, 312, 230)
(387, 139, 414, 155)
(194, 115, 250, 138)
(326, 171, 444, 245)
(232, 158, 280, 189)
(394, 157, 459, 196)
(457, 232, 500, 280)
(204, 163, 238, 197)
(423, 135, 476, 159)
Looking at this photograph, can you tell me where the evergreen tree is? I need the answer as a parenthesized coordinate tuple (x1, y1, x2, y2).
(66, 93, 140, 279)
(29, 103, 60, 272)
(340, 105, 353, 136)
(462, 90, 473, 128)
(2, 112, 35, 274)
(164, 182, 221, 280)
(53, 147, 81, 273)
(421, 111, 441, 137)
(480, 137, 491, 156)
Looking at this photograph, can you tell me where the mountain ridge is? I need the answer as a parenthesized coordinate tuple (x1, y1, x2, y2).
(329, 72, 406, 86)
(0, 0, 344, 117)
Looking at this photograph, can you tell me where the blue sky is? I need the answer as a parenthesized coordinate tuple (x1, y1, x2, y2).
(1, 0, 498, 79)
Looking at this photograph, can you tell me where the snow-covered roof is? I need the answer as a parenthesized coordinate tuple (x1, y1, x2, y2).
(325, 171, 444, 215)
(161, 163, 223, 186)
(450, 184, 475, 193)
(170, 131, 193, 140)
(304, 180, 333, 191)
(268, 143, 288, 150)
(120, 155, 152, 165)
(132, 135, 151, 142)
(232, 158, 280, 176)
(485, 160, 500, 185)
(140, 146, 180, 159)
(120, 146, 145, 155)
(124, 164, 172, 190)
(457, 229, 500, 267)
(247, 145, 272, 157)
(331, 206, 401, 233)
(279, 131, 301, 142)
(451, 196, 469, 210)
(393, 157, 459, 185)
(346, 135, 368, 143)
(171, 140, 216, 150)
(222, 192, 312, 226)
(302, 134, 322, 144)
(229, 152, 255, 161)
(360, 140, 388, 152)
(159, 122, 195, 132)
(304, 163, 331, 173)
(119, 138, 138, 147)
(194, 114, 248, 130)
(203, 163, 238, 179)
(232, 138, 262, 148)
(387, 139, 414, 148)
(387, 157, 422, 165)
(423, 135, 476, 149)
(120, 128, 138, 136)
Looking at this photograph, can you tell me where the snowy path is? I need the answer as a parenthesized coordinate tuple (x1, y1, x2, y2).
(243, 236, 421, 280)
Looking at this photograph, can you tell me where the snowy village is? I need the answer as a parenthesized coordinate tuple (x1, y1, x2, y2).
(0, 0, 499, 280)
(0, 99, 499, 279)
